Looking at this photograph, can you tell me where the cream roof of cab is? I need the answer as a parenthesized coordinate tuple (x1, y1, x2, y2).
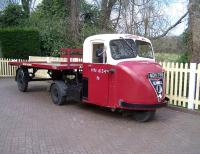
(83, 34, 151, 45)
(83, 34, 153, 63)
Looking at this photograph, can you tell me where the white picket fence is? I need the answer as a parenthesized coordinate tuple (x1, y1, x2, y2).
(160, 62, 200, 110)
(0, 58, 25, 77)
(1, 57, 200, 110)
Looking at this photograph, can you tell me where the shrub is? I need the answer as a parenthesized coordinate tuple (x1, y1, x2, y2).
(0, 28, 40, 59)
(178, 52, 190, 63)
(0, 4, 26, 27)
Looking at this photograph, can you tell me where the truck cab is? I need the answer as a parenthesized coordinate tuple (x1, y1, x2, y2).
(82, 34, 167, 121)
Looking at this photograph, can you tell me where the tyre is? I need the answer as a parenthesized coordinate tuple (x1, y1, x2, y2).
(50, 81, 67, 105)
(133, 110, 156, 122)
(16, 68, 29, 92)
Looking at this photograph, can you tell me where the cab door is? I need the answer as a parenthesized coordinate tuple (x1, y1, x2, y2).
(82, 42, 110, 107)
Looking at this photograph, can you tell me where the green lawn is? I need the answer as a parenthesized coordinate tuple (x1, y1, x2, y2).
(155, 53, 181, 62)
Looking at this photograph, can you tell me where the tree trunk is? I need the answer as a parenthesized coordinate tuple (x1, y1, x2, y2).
(71, 0, 80, 41)
(65, 0, 80, 42)
(99, 0, 117, 31)
(21, 0, 31, 17)
(188, 0, 200, 63)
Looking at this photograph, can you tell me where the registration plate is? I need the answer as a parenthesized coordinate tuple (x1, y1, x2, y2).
(148, 72, 164, 79)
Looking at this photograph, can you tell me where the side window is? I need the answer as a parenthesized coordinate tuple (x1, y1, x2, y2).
(92, 43, 106, 63)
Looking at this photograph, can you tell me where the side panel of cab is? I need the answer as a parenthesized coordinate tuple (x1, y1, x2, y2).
(82, 40, 111, 107)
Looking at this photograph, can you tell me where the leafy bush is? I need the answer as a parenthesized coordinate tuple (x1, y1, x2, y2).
(25, 0, 71, 55)
(24, 0, 102, 55)
(0, 28, 40, 59)
(178, 52, 190, 63)
(155, 53, 180, 62)
(155, 52, 190, 63)
(0, 4, 26, 27)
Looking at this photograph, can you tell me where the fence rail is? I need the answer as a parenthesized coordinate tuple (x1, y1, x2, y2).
(1, 57, 200, 110)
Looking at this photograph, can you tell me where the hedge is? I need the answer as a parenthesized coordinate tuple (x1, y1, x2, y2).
(0, 28, 40, 59)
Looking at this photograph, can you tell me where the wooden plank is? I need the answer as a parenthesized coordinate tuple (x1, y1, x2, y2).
(170, 62, 175, 105)
(188, 63, 196, 110)
(194, 64, 200, 109)
(164, 62, 169, 96)
(178, 63, 183, 106)
(183, 63, 188, 108)
(5, 59, 7, 76)
(174, 63, 179, 105)
(6, 59, 9, 76)
(0, 58, 2, 76)
(3, 59, 5, 76)
(7, 59, 10, 76)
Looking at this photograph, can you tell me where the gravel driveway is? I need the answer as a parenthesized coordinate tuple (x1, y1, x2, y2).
(0, 78, 200, 154)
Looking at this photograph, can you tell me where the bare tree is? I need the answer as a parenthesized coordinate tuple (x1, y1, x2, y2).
(0, 0, 7, 9)
(119, 0, 170, 37)
(0, 0, 38, 13)
(113, 0, 188, 40)
(21, 0, 31, 17)
(188, 0, 200, 63)
(30, 0, 37, 11)
(8, 0, 20, 3)
(99, 0, 117, 31)
(112, 0, 122, 29)
(0, 0, 20, 9)
(152, 11, 188, 39)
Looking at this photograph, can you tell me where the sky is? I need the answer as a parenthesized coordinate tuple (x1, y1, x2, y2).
(164, 0, 188, 35)
(25, 0, 189, 36)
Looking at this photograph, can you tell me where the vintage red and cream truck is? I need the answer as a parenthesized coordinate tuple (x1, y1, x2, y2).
(9, 34, 169, 122)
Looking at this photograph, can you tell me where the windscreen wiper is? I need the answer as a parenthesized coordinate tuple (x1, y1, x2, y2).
(119, 37, 137, 57)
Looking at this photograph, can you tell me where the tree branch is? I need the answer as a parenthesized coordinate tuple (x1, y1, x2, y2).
(151, 11, 188, 40)
(133, 0, 151, 7)
(113, 0, 122, 29)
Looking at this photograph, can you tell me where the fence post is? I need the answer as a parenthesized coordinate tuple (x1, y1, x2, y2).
(188, 63, 196, 110)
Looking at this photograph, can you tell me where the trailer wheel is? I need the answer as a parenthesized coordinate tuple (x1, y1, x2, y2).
(16, 68, 29, 92)
(133, 110, 156, 122)
(50, 81, 67, 105)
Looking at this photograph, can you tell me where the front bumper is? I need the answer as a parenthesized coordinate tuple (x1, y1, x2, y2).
(119, 97, 169, 110)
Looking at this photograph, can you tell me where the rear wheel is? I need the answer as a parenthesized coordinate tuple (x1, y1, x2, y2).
(133, 110, 156, 122)
(16, 68, 29, 92)
(50, 81, 67, 105)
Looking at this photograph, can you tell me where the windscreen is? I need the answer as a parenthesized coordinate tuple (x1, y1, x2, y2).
(110, 39, 137, 60)
(110, 39, 153, 60)
(135, 40, 153, 59)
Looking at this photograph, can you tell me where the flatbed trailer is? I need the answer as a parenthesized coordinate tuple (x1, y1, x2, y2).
(9, 61, 81, 70)
(9, 34, 168, 122)
(10, 48, 83, 70)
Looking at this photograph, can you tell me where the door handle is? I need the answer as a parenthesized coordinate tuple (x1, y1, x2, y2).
(108, 68, 116, 73)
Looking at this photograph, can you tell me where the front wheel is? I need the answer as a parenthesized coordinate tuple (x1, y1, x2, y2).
(133, 110, 156, 122)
